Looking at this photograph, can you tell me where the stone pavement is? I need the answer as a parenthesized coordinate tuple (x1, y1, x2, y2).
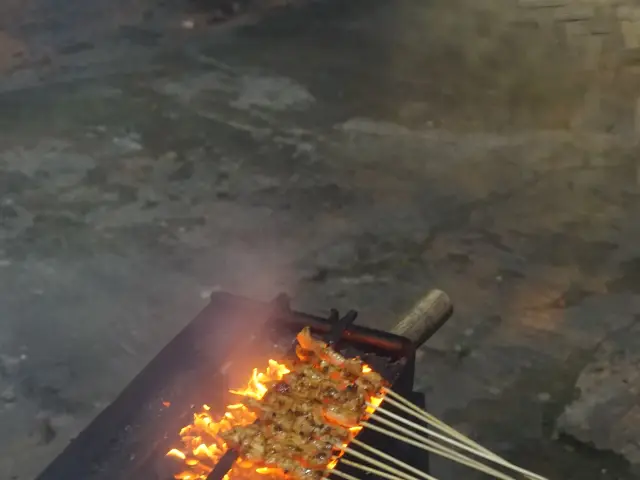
(516, 0, 640, 131)
(557, 322, 640, 469)
(0, 0, 639, 479)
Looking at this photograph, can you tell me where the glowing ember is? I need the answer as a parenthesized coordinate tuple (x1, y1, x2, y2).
(167, 358, 384, 480)
(167, 360, 290, 480)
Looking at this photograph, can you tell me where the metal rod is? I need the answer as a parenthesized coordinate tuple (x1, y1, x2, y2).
(327, 310, 358, 345)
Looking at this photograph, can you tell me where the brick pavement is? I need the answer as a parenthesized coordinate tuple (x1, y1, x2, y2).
(517, 0, 640, 132)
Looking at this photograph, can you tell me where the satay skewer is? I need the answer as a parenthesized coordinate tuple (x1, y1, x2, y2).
(328, 469, 360, 480)
(338, 458, 419, 480)
(349, 439, 439, 480)
(360, 422, 520, 480)
(337, 443, 439, 480)
(366, 403, 547, 480)
(373, 391, 547, 480)
(187, 323, 544, 480)
(381, 389, 496, 457)
(367, 401, 489, 456)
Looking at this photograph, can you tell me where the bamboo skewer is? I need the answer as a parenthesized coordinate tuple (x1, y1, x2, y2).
(363, 415, 480, 467)
(336, 443, 429, 480)
(368, 403, 491, 458)
(339, 458, 419, 480)
(349, 439, 440, 480)
(329, 469, 360, 480)
(339, 445, 431, 480)
(367, 405, 547, 480)
(379, 389, 548, 480)
(361, 422, 518, 480)
(382, 389, 496, 457)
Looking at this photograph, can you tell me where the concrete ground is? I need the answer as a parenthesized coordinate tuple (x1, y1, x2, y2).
(0, 0, 639, 478)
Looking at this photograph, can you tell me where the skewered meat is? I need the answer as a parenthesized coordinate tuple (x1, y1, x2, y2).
(322, 403, 360, 428)
(296, 328, 347, 367)
(220, 328, 389, 480)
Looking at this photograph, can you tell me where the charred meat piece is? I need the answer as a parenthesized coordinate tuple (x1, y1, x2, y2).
(224, 328, 387, 480)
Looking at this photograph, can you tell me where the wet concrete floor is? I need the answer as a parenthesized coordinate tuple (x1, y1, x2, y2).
(0, 0, 639, 478)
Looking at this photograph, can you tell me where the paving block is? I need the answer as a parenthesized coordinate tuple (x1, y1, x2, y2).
(554, 6, 595, 22)
(621, 20, 640, 49)
(565, 20, 591, 41)
(520, 0, 570, 8)
(557, 324, 640, 471)
(635, 97, 640, 135)
(583, 35, 604, 69)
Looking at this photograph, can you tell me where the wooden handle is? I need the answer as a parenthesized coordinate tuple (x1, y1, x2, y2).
(390, 289, 453, 348)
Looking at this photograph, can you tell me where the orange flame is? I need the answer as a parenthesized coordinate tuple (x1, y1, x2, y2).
(167, 359, 383, 480)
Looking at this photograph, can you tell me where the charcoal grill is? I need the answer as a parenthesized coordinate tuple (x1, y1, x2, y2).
(36, 290, 452, 480)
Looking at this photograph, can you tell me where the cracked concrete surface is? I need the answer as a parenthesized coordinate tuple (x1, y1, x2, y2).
(0, 0, 639, 478)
